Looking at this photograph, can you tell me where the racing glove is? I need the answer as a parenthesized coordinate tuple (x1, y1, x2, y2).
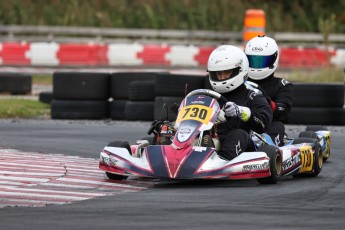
(224, 102, 251, 122)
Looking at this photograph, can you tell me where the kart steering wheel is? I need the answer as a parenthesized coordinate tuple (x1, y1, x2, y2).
(186, 89, 228, 105)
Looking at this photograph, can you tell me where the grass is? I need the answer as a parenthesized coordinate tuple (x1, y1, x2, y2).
(32, 74, 53, 85)
(0, 99, 50, 119)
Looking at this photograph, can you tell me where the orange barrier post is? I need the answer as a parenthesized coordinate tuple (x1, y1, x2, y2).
(243, 9, 266, 46)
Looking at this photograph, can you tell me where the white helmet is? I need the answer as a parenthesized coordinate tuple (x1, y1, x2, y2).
(207, 45, 249, 93)
(244, 35, 279, 80)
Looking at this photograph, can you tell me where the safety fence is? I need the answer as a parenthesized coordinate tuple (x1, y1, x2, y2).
(0, 42, 344, 69)
(46, 71, 345, 125)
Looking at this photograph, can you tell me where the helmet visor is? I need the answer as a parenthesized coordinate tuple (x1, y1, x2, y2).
(247, 53, 277, 68)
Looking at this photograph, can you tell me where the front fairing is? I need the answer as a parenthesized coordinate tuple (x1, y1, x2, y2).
(172, 95, 221, 149)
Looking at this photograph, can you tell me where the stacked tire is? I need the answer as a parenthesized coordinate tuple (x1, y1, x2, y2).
(288, 83, 345, 125)
(51, 72, 110, 119)
(0, 73, 32, 95)
(154, 73, 207, 121)
(109, 72, 160, 120)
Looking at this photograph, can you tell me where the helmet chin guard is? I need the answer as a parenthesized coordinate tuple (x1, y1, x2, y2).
(207, 45, 249, 93)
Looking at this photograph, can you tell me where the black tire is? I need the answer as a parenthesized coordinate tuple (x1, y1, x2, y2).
(0, 73, 32, 95)
(53, 72, 110, 100)
(154, 96, 184, 121)
(109, 99, 127, 120)
(110, 72, 160, 99)
(51, 99, 109, 119)
(287, 107, 345, 125)
(106, 172, 128, 180)
(292, 83, 344, 107)
(125, 101, 154, 121)
(128, 80, 156, 101)
(257, 145, 282, 184)
(299, 131, 318, 139)
(105, 141, 131, 180)
(306, 125, 328, 132)
(155, 73, 205, 97)
(292, 138, 323, 177)
(39, 91, 53, 104)
(305, 125, 330, 162)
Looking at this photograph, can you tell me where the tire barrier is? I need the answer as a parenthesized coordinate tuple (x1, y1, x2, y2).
(38, 91, 53, 104)
(110, 72, 160, 99)
(109, 100, 127, 120)
(288, 107, 345, 125)
(0, 73, 32, 95)
(53, 72, 110, 100)
(49, 71, 345, 125)
(155, 73, 206, 97)
(125, 101, 154, 121)
(154, 96, 184, 121)
(288, 83, 345, 125)
(128, 80, 156, 101)
(51, 100, 109, 120)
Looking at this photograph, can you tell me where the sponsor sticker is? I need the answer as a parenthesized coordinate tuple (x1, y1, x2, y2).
(242, 162, 269, 171)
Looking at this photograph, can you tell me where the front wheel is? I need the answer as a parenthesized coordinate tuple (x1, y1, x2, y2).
(257, 145, 282, 184)
(105, 141, 131, 180)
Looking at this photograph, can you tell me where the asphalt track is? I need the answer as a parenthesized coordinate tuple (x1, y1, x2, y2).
(0, 119, 345, 230)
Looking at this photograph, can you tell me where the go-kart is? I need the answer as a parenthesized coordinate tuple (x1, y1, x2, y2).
(244, 80, 330, 177)
(99, 89, 282, 184)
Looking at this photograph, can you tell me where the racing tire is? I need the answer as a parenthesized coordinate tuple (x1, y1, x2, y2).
(110, 72, 159, 99)
(257, 145, 282, 184)
(298, 131, 318, 139)
(305, 125, 330, 161)
(292, 137, 323, 177)
(39, 91, 53, 104)
(155, 73, 205, 97)
(105, 141, 131, 180)
(154, 96, 184, 121)
(128, 80, 156, 101)
(53, 72, 110, 100)
(51, 100, 109, 119)
(306, 125, 328, 132)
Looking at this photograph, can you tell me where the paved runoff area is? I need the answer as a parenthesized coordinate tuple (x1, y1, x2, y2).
(0, 149, 151, 208)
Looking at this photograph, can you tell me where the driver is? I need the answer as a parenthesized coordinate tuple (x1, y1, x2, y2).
(245, 35, 293, 146)
(208, 45, 273, 161)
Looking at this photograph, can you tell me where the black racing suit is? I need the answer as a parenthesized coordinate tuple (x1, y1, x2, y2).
(216, 84, 273, 160)
(250, 73, 294, 146)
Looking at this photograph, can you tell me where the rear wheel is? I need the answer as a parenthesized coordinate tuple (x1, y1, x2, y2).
(257, 145, 282, 184)
(306, 125, 327, 132)
(105, 141, 131, 180)
(292, 137, 323, 177)
(299, 131, 318, 139)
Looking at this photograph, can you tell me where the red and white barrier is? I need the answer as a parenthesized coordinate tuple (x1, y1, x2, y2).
(0, 42, 343, 69)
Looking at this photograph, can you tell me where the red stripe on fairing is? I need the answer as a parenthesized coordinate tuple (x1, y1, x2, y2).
(229, 170, 270, 179)
(102, 150, 153, 174)
(99, 163, 150, 178)
(161, 145, 194, 178)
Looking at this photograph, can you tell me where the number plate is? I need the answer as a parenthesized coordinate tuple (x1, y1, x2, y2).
(177, 105, 213, 124)
(300, 146, 313, 173)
